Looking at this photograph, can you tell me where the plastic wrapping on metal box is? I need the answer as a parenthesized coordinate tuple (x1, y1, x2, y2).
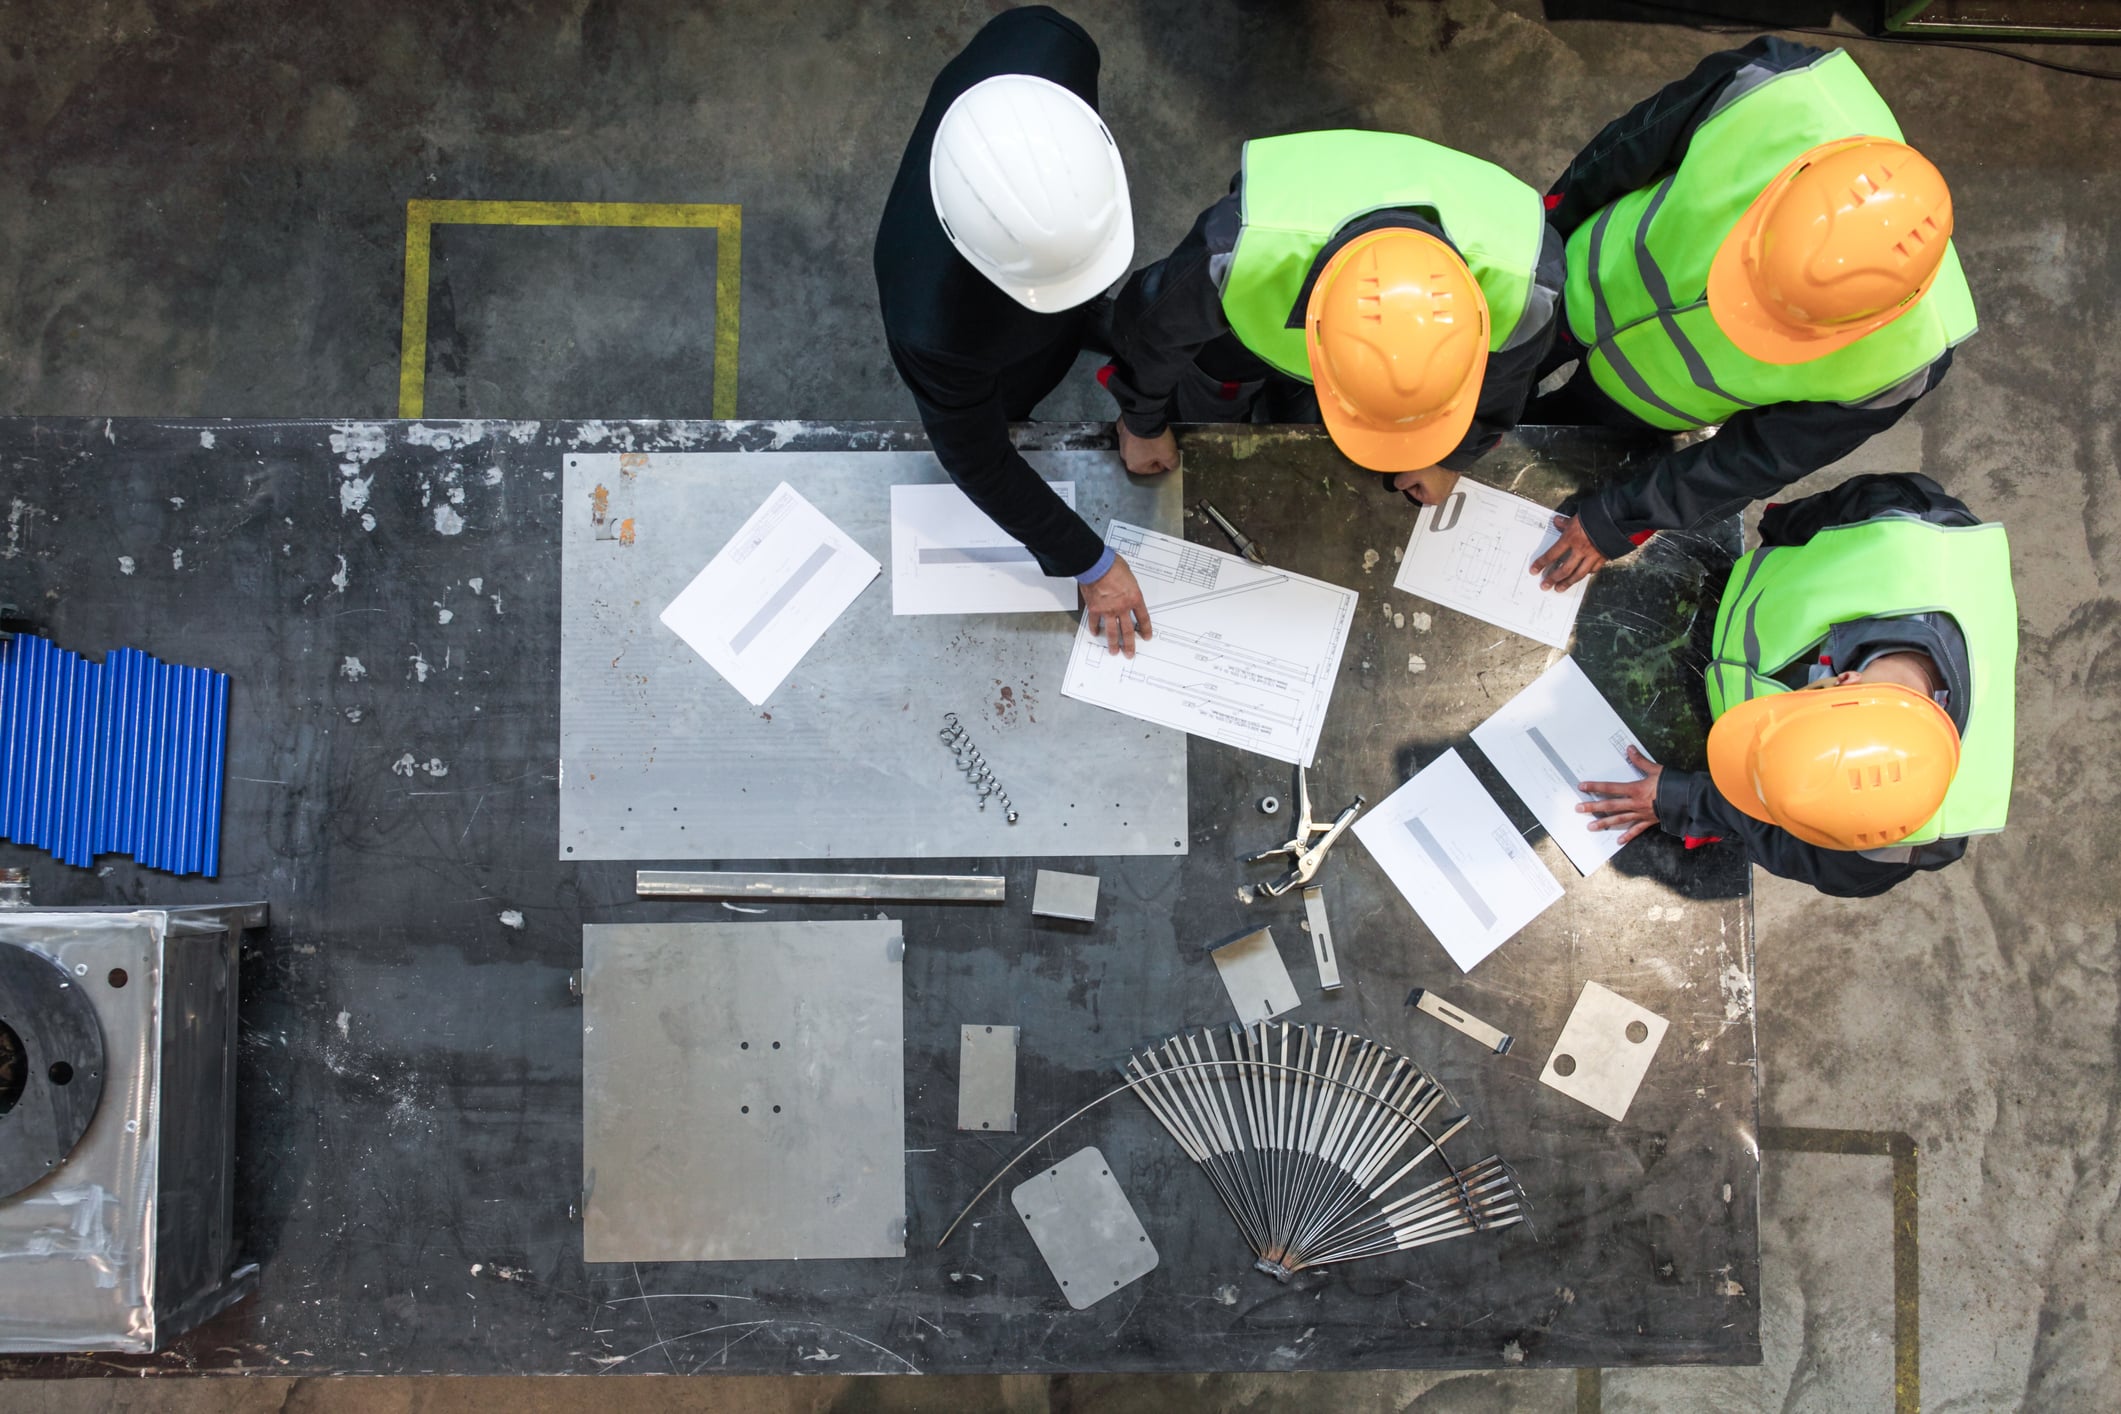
(0, 905, 263, 1352)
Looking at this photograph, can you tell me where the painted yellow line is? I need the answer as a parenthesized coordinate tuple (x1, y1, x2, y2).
(1760, 1126, 1920, 1414)
(396, 199, 742, 419)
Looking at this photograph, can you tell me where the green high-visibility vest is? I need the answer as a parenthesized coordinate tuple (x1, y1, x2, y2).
(1563, 50, 1979, 431)
(1705, 516, 2016, 843)
(1222, 130, 1546, 381)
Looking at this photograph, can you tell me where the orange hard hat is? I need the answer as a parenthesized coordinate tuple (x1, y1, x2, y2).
(1706, 682, 1960, 851)
(1305, 228, 1489, 472)
(1708, 137, 1954, 365)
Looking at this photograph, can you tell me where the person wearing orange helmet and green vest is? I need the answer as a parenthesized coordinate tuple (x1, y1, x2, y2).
(1099, 130, 1561, 503)
(1525, 38, 1977, 591)
(1576, 473, 2015, 898)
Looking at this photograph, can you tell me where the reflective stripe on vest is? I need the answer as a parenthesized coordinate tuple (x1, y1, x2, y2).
(1223, 130, 1545, 381)
(1705, 516, 2017, 843)
(1563, 50, 1979, 431)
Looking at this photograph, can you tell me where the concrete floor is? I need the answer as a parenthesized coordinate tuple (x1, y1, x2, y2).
(3, 0, 2117, 1408)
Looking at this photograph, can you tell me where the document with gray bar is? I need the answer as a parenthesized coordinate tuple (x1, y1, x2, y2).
(660, 481, 881, 706)
(1351, 748, 1562, 972)
(1470, 655, 1651, 876)
(891, 480, 1080, 615)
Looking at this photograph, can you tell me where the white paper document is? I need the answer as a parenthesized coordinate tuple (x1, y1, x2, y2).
(1351, 749, 1563, 972)
(1392, 480, 1587, 649)
(658, 482, 880, 707)
(1060, 522, 1358, 767)
(890, 481, 1080, 615)
(1470, 656, 1652, 877)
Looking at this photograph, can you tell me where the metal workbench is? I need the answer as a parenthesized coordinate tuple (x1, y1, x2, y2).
(0, 418, 1757, 1376)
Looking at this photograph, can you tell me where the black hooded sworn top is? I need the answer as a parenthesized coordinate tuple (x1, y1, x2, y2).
(872, 6, 1108, 578)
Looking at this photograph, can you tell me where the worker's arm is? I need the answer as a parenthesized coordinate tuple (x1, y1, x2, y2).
(1104, 191, 1243, 439)
(1441, 225, 1566, 470)
(1573, 350, 1953, 559)
(1546, 36, 1825, 238)
(1652, 768, 1962, 899)
(887, 336, 1107, 578)
(1759, 470, 1978, 544)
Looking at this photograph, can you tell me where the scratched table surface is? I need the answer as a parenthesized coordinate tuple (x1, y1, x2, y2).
(0, 419, 1757, 1376)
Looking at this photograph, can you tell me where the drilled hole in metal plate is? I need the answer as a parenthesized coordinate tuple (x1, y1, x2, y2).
(47, 1061, 74, 1086)
(1625, 1021, 1649, 1044)
(107, 968, 128, 989)
(0, 1019, 23, 1115)
(772, 1105, 781, 1114)
(740, 1105, 750, 1114)
(771, 1041, 781, 1050)
(981, 1121, 990, 1129)
(1552, 1054, 1577, 1077)
(740, 1041, 749, 1049)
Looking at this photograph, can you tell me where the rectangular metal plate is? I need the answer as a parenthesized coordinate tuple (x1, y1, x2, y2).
(1410, 987, 1514, 1054)
(1208, 927, 1300, 1025)
(1300, 885, 1341, 989)
(582, 920, 906, 1261)
(1540, 981, 1669, 1122)
(559, 450, 1187, 860)
(1030, 869, 1099, 922)
(1011, 1145, 1159, 1310)
(956, 1024, 1019, 1132)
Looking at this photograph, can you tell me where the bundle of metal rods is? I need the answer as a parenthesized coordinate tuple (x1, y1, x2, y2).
(1125, 1022, 1523, 1281)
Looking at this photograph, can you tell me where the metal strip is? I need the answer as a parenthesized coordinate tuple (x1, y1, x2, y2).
(1300, 886, 1341, 990)
(1408, 988, 1513, 1054)
(636, 869, 1006, 903)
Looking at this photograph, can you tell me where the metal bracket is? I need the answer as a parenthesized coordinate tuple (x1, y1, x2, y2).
(1300, 886, 1341, 990)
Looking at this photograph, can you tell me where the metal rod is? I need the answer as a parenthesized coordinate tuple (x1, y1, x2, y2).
(636, 870, 1006, 903)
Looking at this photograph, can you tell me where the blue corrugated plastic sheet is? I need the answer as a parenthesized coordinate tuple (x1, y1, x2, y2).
(0, 636, 228, 877)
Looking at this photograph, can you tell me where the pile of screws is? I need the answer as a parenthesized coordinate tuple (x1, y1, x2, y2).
(939, 712, 1018, 824)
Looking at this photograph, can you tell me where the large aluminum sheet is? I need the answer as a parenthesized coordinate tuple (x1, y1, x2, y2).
(581, 920, 907, 1263)
(559, 451, 1186, 860)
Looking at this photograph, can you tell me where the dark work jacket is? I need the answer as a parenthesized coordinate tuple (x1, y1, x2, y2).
(1654, 473, 1979, 898)
(1545, 37, 1955, 560)
(1105, 194, 1563, 471)
(873, 6, 1107, 577)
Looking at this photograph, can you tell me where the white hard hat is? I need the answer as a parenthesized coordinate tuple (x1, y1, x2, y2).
(928, 74, 1134, 313)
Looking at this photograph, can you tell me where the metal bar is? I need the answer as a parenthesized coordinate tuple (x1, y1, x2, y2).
(636, 869, 1006, 903)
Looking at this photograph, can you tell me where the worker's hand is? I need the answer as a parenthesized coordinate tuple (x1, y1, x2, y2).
(1577, 746, 1663, 845)
(1391, 467, 1460, 507)
(1117, 421, 1179, 477)
(1529, 514, 1608, 591)
(1084, 554, 1153, 657)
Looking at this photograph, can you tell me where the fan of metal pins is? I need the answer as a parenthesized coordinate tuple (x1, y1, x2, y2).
(1125, 1022, 1524, 1282)
(938, 713, 1017, 824)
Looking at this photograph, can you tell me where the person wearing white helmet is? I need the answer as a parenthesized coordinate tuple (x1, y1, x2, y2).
(874, 7, 1154, 656)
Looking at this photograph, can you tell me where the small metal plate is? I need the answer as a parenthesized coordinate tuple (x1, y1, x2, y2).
(1540, 981, 1669, 1122)
(1011, 1145, 1158, 1310)
(582, 920, 907, 1262)
(1208, 927, 1300, 1026)
(956, 1024, 1018, 1132)
(1031, 869, 1099, 922)
(1300, 885, 1341, 990)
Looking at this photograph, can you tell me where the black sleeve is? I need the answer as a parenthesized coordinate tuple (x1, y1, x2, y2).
(1653, 768, 1946, 899)
(1575, 349, 1951, 559)
(887, 337, 1106, 577)
(1441, 228, 1565, 470)
(1547, 37, 1825, 238)
(1104, 191, 1242, 438)
(1759, 471, 1978, 544)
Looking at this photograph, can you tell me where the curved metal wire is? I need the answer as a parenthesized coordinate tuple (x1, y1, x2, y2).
(935, 1054, 1468, 1248)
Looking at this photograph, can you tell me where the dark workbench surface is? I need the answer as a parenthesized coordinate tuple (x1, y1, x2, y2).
(0, 418, 1756, 1376)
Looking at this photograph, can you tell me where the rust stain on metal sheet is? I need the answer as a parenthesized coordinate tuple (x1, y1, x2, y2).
(590, 484, 610, 525)
(620, 452, 649, 479)
(617, 518, 637, 546)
